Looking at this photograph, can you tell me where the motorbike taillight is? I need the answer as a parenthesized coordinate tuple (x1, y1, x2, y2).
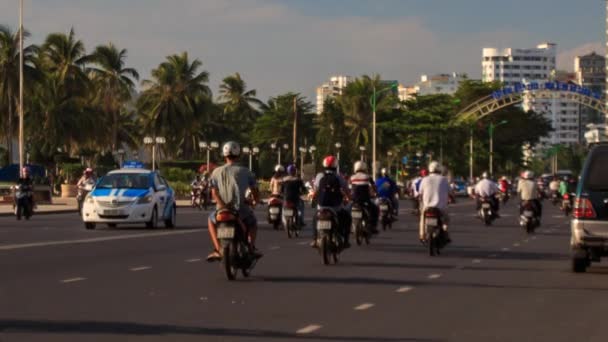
(216, 211, 236, 222)
(424, 211, 439, 218)
(563, 193, 569, 200)
(317, 209, 334, 220)
(269, 198, 282, 206)
(284, 201, 296, 209)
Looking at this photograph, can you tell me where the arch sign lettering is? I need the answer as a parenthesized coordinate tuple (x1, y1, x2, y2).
(491, 81, 602, 101)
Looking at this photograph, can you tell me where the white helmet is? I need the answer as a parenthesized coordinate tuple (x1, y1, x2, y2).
(523, 170, 534, 179)
(381, 168, 388, 176)
(222, 141, 240, 157)
(274, 164, 285, 173)
(481, 171, 489, 179)
(354, 161, 367, 173)
(428, 161, 442, 174)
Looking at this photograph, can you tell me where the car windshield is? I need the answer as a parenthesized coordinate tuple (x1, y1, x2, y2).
(584, 152, 608, 191)
(96, 173, 150, 189)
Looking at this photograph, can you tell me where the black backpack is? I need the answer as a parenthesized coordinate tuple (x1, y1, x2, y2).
(318, 172, 343, 207)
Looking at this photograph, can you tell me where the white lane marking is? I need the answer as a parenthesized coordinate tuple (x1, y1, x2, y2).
(130, 266, 151, 272)
(513, 243, 521, 247)
(501, 214, 513, 217)
(296, 241, 309, 246)
(296, 325, 322, 334)
(354, 303, 375, 311)
(396, 286, 413, 293)
(61, 277, 86, 283)
(454, 265, 465, 270)
(0, 229, 201, 251)
(428, 273, 442, 279)
(472, 259, 482, 264)
(501, 247, 510, 251)
(531, 236, 537, 240)
(523, 239, 529, 243)
(552, 215, 563, 218)
(269, 246, 281, 250)
(489, 254, 498, 257)
(185, 258, 201, 263)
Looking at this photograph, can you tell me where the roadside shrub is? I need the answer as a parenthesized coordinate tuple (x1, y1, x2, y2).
(161, 167, 196, 183)
(168, 181, 191, 198)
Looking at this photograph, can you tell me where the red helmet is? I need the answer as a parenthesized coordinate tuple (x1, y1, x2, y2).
(322, 155, 338, 169)
(420, 169, 428, 177)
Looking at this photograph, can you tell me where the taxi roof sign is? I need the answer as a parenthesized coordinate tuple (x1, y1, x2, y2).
(122, 161, 145, 169)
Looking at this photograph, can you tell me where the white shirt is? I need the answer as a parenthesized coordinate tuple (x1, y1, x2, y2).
(517, 179, 538, 201)
(411, 177, 422, 196)
(474, 179, 499, 197)
(419, 174, 450, 210)
(549, 180, 560, 191)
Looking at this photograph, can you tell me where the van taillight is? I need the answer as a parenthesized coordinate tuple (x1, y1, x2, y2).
(573, 198, 596, 219)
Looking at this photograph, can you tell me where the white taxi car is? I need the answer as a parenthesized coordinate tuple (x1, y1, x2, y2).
(82, 167, 176, 229)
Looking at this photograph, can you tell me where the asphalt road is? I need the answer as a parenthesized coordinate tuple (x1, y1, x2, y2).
(0, 198, 606, 342)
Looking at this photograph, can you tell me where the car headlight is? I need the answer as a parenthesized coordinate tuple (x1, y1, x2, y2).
(86, 195, 94, 204)
(137, 195, 153, 204)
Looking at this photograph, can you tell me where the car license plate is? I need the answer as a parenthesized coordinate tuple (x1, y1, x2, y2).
(352, 211, 363, 219)
(523, 210, 534, 217)
(269, 207, 280, 214)
(317, 220, 332, 230)
(103, 209, 124, 216)
(482, 203, 491, 209)
(380, 205, 389, 211)
(283, 209, 294, 217)
(425, 218, 438, 226)
(217, 226, 235, 239)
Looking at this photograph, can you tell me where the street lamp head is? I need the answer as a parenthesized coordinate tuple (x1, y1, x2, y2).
(143, 137, 153, 145)
(117, 148, 125, 154)
(299, 147, 306, 153)
(199, 141, 207, 149)
(335, 142, 341, 149)
(359, 146, 366, 151)
(283, 144, 289, 150)
(387, 151, 393, 156)
(243, 147, 251, 154)
(309, 145, 317, 153)
(210, 141, 219, 149)
(270, 143, 277, 150)
(252, 147, 260, 154)
(155, 137, 166, 144)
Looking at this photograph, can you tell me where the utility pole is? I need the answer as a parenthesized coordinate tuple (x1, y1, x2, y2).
(292, 95, 297, 163)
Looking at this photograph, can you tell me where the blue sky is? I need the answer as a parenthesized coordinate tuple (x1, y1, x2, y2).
(0, 0, 604, 102)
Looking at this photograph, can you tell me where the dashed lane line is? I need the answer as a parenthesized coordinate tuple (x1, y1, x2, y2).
(61, 277, 86, 283)
(501, 247, 510, 251)
(130, 266, 151, 272)
(472, 259, 482, 264)
(513, 243, 521, 247)
(185, 258, 201, 263)
(296, 325, 322, 334)
(396, 286, 413, 293)
(269, 246, 281, 250)
(428, 273, 442, 279)
(489, 254, 498, 258)
(354, 303, 375, 311)
(0, 229, 201, 251)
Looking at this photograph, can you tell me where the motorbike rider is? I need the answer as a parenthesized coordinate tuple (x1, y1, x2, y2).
(498, 176, 510, 194)
(281, 164, 307, 227)
(418, 161, 451, 243)
(410, 169, 427, 212)
(549, 176, 560, 198)
(376, 167, 399, 217)
(77, 168, 96, 189)
(270, 165, 285, 198)
(350, 161, 379, 234)
(312, 155, 351, 248)
(474, 172, 500, 218)
(517, 170, 542, 219)
(206, 141, 261, 262)
(15, 166, 35, 213)
(190, 175, 203, 205)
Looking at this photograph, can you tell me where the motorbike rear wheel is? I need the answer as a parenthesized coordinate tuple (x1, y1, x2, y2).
(285, 219, 293, 239)
(222, 242, 238, 281)
(354, 222, 362, 246)
(320, 235, 331, 265)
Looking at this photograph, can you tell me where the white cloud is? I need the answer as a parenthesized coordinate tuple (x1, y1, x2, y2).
(0, 0, 526, 101)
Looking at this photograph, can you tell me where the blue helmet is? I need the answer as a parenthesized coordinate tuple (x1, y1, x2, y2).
(286, 164, 297, 175)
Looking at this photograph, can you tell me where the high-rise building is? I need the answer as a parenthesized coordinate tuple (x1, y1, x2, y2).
(315, 75, 353, 114)
(575, 52, 606, 129)
(482, 43, 581, 146)
(415, 72, 466, 95)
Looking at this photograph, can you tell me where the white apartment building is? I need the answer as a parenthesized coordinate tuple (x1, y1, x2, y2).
(315, 75, 353, 114)
(482, 43, 580, 146)
(398, 84, 417, 101)
(416, 72, 466, 95)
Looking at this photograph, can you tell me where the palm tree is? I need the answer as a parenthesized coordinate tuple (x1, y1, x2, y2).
(89, 43, 139, 150)
(0, 25, 36, 164)
(137, 52, 211, 157)
(40, 28, 90, 95)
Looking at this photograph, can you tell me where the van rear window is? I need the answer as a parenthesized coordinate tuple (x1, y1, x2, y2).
(585, 151, 608, 191)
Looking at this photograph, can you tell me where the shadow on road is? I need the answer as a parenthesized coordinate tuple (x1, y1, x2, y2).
(0, 319, 441, 341)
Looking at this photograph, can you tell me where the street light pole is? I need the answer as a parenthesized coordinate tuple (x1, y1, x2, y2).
(299, 147, 306, 177)
(335, 142, 341, 174)
(18, 0, 24, 174)
(371, 82, 398, 181)
(469, 128, 474, 183)
(488, 120, 508, 177)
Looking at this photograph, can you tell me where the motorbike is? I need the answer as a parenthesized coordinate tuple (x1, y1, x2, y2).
(215, 209, 258, 280)
(377, 197, 393, 230)
(561, 193, 573, 217)
(351, 202, 371, 246)
(267, 196, 283, 230)
(519, 201, 540, 234)
(13, 184, 33, 220)
(423, 207, 448, 256)
(550, 191, 560, 206)
(499, 190, 510, 205)
(77, 182, 94, 215)
(282, 200, 300, 238)
(190, 187, 202, 209)
(411, 195, 421, 216)
(316, 208, 344, 265)
(478, 196, 495, 226)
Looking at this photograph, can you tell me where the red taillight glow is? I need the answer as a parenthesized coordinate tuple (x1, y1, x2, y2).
(269, 199, 282, 206)
(425, 211, 438, 218)
(573, 198, 596, 219)
(563, 194, 569, 200)
(284, 201, 295, 209)
(216, 211, 236, 222)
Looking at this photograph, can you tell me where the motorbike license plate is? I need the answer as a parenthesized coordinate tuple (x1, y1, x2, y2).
(283, 209, 294, 217)
(523, 210, 534, 217)
(317, 220, 332, 230)
(269, 207, 280, 214)
(380, 205, 389, 211)
(562, 200, 570, 206)
(103, 209, 124, 216)
(425, 218, 438, 226)
(482, 203, 491, 209)
(352, 211, 363, 219)
(217, 226, 235, 239)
